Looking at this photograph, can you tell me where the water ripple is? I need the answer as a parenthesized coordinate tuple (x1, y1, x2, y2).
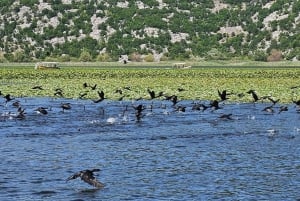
(0, 97, 300, 200)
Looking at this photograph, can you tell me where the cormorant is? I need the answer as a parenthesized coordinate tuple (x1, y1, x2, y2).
(247, 90, 259, 102)
(61, 103, 71, 112)
(93, 90, 106, 103)
(67, 169, 104, 189)
(4, 94, 14, 103)
(218, 89, 230, 101)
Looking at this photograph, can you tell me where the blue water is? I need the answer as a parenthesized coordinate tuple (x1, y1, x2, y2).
(0, 97, 299, 200)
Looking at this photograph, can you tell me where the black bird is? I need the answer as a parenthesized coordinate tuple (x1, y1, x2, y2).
(278, 105, 288, 114)
(292, 99, 300, 107)
(83, 82, 89, 88)
(4, 94, 14, 103)
(262, 105, 274, 113)
(32, 85, 43, 90)
(165, 95, 179, 106)
(115, 89, 123, 95)
(175, 105, 186, 112)
(16, 107, 26, 119)
(218, 89, 230, 101)
(124, 86, 131, 91)
(133, 104, 145, 122)
(290, 85, 300, 89)
(218, 113, 233, 120)
(67, 169, 104, 189)
(54, 88, 64, 97)
(93, 90, 106, 103)
(247, 90, 259, 102)
(12, 101, 20, 108)
(210, 100, 221, 110)
(35, 107, 48, 115)
(177, 87, 185, 92)
(79, 92, 88, 99)
(192, 103, 209, 111)
(61, 103, 71, 112)
(147, 89, 156, 99)
(268, 97, 280, 105)
(90, 84, 97, 90)
(118, 95, 125, 101)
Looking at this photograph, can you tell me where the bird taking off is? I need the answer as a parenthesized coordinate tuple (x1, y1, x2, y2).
(66, 169, 104, 189)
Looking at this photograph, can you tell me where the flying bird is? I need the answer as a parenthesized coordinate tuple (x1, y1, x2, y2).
(66, 169, 104, 189)
(32, 85, 43, 90)
(93, 90, 106, 103)
(247, 90, 259, 102)
(218, 89, 230, 101)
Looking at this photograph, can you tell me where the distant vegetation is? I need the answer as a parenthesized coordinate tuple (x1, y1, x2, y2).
(1, 67, 300, 103)
(0, 0, 299, 62)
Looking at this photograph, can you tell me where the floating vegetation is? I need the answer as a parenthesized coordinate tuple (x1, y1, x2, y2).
(0, 66, 300, 103)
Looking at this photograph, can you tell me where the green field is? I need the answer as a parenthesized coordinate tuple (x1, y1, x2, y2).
(1, 62, 300, 103)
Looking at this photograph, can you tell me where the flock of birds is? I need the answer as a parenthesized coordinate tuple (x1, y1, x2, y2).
(1, 82, 300, 188)
(1, 82, 300, 122)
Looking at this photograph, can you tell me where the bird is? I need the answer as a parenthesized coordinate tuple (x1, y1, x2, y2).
(79, 92, 88, 99)
(292, 99, 300, 107)
(115, 89, 123, 95)
(66, 169, 104, 189)
(165, 95, 179, 106)
(268, 97, 280, 105)
(54, 88, 64, 97)
(192, 103, 209, 111)
(83, 82, 89, 88)
(278, 105, 288, 114)
(90, 84, 97, 90)
(177, 87, 185, 92)
(4, 94, 14, 103)
(16, 107, 26, 119)
(218, 89, 230, 101)
(12, 101, 21, 107)
(175, 105, 186, 112)
(32, 85, 43, 90)
(262, 105, 274, 113)
(147, 89, 163, 100)
(147, 89, 156, 100)
(93, 90, 106, 103)
(218, 113, 233, 120)
(210, 100, 221, 110)
(247, 90, 259, 102)
(133, 104, 145, 122)
(61, 103, 71, 112)
(35, 107, 48, 115)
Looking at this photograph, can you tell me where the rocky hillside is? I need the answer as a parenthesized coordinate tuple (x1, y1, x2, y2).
(0, 0, 299, 62)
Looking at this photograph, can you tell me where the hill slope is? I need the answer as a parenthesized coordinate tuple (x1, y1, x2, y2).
(0, 0, 299, 62)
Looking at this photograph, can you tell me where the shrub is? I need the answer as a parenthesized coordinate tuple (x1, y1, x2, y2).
(129, 52, 142, 62)
(267, 49, 282, 62)
(0, 52, 7, 63)
(96, 53, 112, 62)
(144, 53, 154, 62)
(79, 49, 93, 62)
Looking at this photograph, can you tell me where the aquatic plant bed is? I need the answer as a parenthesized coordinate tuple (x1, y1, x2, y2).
(0, 66, 300, 103)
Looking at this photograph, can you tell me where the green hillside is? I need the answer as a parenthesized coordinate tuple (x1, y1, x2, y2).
(0, 0, 299, 62)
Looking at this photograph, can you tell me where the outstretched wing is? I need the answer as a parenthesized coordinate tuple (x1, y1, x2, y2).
(66, 172, 81, 181)
(81, 175, 104, 188)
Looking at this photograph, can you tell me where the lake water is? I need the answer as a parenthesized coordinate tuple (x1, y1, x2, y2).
(0, 97, 299, 200)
